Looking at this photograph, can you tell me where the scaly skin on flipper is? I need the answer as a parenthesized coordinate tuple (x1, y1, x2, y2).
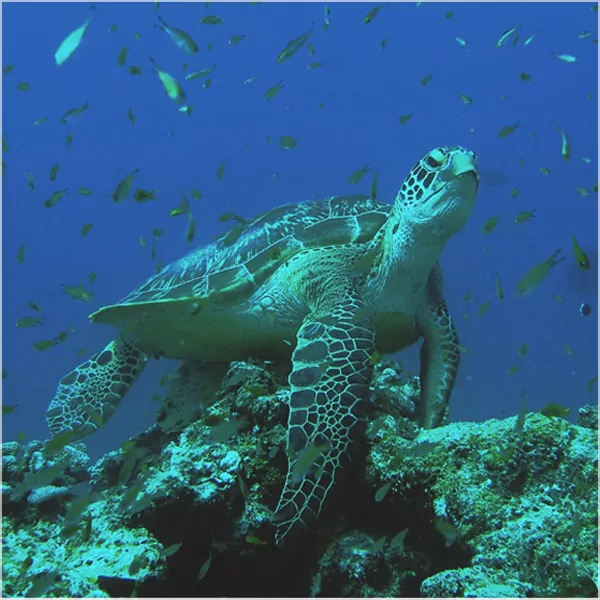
(273, 262, 375, 545)
(417, 265, 460, 429)
(46, 339, 147, 439)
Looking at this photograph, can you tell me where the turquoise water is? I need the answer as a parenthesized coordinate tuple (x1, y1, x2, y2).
(2, 1, 598, 459)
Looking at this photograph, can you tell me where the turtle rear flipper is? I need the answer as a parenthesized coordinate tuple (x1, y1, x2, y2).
(46, 339, 147, 440)
(273, 290, 375, 546)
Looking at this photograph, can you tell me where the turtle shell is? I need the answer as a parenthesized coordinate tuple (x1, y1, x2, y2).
(91, 195, 390, 326)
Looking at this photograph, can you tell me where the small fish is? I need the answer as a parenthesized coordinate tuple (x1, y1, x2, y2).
(455, 37, 468, 46)
(421, 74, 432, 87)
(507, 365, 520, 376)
(44, 188, 69, 208)
(477, 300, 491, 317)
(458, 93, 472, 105)
(62, 283, 93, 302)
(169, 196, 190, 216)
(216, 160, 226, 180)
(209, 417, 249, 442)
(185, 66, 217, 81)
(498, 122, 521, 138)
(380, 39, 387, 50)
(81, 513, 93, 543)
(246, 535, 268, 546)
(155, 15, 198, 54)
(279, 135, 297, 150)
(290, 442, 329, 482)
(563, 342, 574, 355)
(128, 65, 143, 75)
(25, 173, 35, 190)
(571, 236, 590, 269)
(79, 186, 92, 196)
(81, 223, 93, 236)
(16, 316, 44, 328)
(49, 162, 60, 181)
(364, 4, 386, 24)
(482, 215, 499, 234)
(579, 302, 591, 317)
(444, 11, 453, 19)
(307, 61, 324, 70)
(370, 171, 379, 200)
(369, 535, 387, 553)
(161, 542, 183, 557)
(200, 15, 223, 25)
(3, 64, 15, 74)
(434, 518, 459, 546)
(523, 28, 540, 46)
(554, 124, 571, 162)
(244, 74, 260, 85)
(539, 403, 570, 419)
(587, 373, 598, 392)
(389, 527, 409, 551)
(517, 343, 528, 357)
(65, 133, 73, 148)
(515, 249, 565, 298)
(553, 53, 576, 63)
(55, 19, 91, 66)
(17, 82, 30, 91)
(112, 169, 139, 203)
(397, 113, 413, 124)
(185, 213, 196, 244)
(277, 26, 313, 63)
(514, 209, 536, 224)
(60, 101, 89, 125)
(3, 404, 18, 415)
(464, 291, 473, 302)
(229, 34, 246, 46)
(264, 80, 284, 102)
(133, 188, 157, 203)
(191, 188, 202, 201)
(128, 557, 145, 576)
(198, 553, 212, 580)
(540, 167, 551, 175)
(519, 72, 532, 82)
(496, 24, 521, 48)
(17, 244, 25, 263)
(374, 480, 393, 502)
(511, 187, 520, 198)
(348, 163, 371, 185)
(495, 273, 504, 300)
(28, 301, 42, 312)
(117, 46, 129, 67)
(150, 57, 186, 104)
(127, 106, 136, 125)
(33, 339, 58, 352)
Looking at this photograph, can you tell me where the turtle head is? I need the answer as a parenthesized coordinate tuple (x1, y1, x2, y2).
(394, 146, 479, 239)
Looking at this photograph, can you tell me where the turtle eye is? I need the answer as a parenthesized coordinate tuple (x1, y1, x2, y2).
(425, 155, 441, 168)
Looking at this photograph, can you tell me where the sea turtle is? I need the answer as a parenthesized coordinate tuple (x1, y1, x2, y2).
(46, 145, 479, 546)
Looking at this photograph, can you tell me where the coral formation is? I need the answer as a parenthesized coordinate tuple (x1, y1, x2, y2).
(2, 358, 597, 597)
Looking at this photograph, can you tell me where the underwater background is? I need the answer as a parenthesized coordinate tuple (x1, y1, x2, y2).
(2, 0, 598, 463)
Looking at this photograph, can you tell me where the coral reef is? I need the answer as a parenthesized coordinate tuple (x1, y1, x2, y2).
(2, 358, 597, 597)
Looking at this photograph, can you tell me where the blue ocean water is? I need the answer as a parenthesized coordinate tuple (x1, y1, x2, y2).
(2, 1, 598, 461)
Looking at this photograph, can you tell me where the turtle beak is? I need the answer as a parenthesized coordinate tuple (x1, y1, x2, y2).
(452, 151, 479, 193)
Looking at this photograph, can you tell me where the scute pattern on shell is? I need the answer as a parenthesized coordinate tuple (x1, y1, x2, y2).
(118, 195, 391, 306)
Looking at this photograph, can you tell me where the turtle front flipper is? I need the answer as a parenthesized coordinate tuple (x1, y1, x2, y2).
(273, 291, 375, 546)
(417, 295, 460, 429)
(46, 339, 147, 440)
